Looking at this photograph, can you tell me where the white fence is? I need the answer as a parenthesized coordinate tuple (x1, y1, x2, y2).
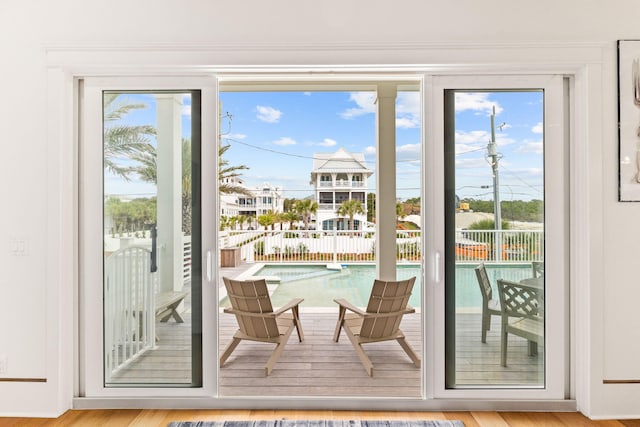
(218, 229, 543, 264)
(104, 246, 157, 382)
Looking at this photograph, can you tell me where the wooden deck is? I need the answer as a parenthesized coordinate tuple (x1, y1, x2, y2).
(111, 307, 543, 395)
(109, 261, 543, 393)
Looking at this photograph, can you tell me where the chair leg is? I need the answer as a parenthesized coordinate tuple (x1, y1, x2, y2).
(333, 306, 346, 342)
(481, 312, 488, 343)
(500, 329, 508, 367)
(342, 325, 374, 376)
(292, 305, 304, 342)
(264, 325, 295, 376)
(219, 336, 241, 367)
(397, 337, 421, 368)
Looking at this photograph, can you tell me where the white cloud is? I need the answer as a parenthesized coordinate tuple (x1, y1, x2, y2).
(364, 146, 377, 155)
(396, 92, 421, 128)
(340, 92, 376, 119)
(396, 117, 420, 129)
(516, 140, 543, 155)
(256, 105, 282, 123)
(455, 157, 490, 169)
(396, 143, 421, 163)
(181, 105, 191, 116)
(340, 91, 422, 128)
(224, 133, 247, 140)
(397, 143, 420, 154)
(532, 122, 543, 134)
(454, 93, 503, 116)
(273, 137, 296, 146)
(318, 138, 337, 147)
(456, 130, 490, 144)
(304, 92, 312, 96)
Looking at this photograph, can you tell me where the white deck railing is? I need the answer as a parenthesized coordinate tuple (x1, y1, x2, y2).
(104, 246, 157, 381)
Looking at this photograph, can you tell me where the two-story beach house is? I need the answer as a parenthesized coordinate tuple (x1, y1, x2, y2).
(310, 148, 373, 231)
(220, 178, 284, 228)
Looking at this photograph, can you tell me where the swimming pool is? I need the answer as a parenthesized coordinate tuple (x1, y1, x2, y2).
(224, 263, 535, 309)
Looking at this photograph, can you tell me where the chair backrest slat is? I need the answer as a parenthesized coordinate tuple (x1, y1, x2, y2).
(475, 263, 493, 302)
(361, 277, 415, 339)
(223, 277, 280, 339)
(497, 279, 544, 320)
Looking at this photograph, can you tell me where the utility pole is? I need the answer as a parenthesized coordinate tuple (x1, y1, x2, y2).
(487, 106, 502, 261)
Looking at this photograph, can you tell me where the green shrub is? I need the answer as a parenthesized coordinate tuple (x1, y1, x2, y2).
(254, 240, 264, 256)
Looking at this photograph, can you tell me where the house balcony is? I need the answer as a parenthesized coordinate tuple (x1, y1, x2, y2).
(317, 180, 365, 189)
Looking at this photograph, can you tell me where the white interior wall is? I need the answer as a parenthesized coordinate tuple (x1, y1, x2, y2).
(2, 0, 640, 418)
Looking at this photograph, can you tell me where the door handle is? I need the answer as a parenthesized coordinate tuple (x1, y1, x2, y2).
(434, 251, 441, 283)
(206, 250, 212, 282)
(150, 224, 158, 273)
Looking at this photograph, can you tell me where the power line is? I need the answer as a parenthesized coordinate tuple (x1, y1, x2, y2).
(223, 137, 419, 164)
(499, 164, 544, 195)
(455, 146, 486, 156)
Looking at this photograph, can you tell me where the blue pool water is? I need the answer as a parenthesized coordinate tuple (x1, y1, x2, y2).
(238, 263, 535, 309)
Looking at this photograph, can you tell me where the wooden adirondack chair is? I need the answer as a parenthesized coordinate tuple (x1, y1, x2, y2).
(333, 276, 420, 376)
(220, 277, 304, 376)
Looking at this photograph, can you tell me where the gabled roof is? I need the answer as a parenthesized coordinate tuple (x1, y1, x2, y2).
(311, 148, 372, 175)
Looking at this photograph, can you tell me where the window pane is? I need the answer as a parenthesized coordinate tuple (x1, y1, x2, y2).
(102, 91, 201, 387)
(445, 90, 545, 388)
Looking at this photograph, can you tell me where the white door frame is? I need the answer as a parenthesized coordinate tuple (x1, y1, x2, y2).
(427, 74, 568, 400)
(79, 76, 219, 398)
(47, 42, 600, 410)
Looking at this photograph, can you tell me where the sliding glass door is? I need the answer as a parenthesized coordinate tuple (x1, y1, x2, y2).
(78, 73, 568, 402)
(80, 77, 217, 395)
(429, 75, 567, 399)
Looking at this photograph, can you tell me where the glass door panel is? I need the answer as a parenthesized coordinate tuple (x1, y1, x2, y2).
(444, 89, 545, 388)
(102, 91, 202, 387)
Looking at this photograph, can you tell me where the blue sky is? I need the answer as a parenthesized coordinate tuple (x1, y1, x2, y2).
(104, 89, 543, 202)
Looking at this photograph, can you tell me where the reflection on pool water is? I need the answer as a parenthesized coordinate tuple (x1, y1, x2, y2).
(224, 263, 536, 309)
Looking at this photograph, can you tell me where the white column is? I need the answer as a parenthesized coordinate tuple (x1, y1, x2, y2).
(376, 83, 397, 281)
(156, 94, 183, 292)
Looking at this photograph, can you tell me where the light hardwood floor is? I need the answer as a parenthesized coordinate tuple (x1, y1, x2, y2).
(0, 410, 639, 427)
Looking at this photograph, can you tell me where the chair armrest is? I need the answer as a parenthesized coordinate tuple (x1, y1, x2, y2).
(223, 307, 273, 318)
(361, 308, 416, 319)
(273, 298, 304, 316)
(333, 298, 366, 316)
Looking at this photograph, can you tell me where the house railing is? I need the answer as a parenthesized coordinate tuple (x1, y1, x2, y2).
(104, 245, 157, 382)
(217, 229, 544, 264)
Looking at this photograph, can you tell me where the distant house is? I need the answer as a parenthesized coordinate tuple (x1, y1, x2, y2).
(310, 148, 373, 230)
(220, 178, 284, 228)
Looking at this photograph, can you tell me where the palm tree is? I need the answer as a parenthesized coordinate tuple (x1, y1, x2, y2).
(219, 144, 253, 196)
(337, 199, 365, 231)
(294, 199, 318, 230)
(396, 202, 407, 224)
(257, 211, 276, 230)
(237, 214, 248, 230)
(274, 211, 286, 230)
(103, 94, 156, 180)
(281, 211, 299, 230)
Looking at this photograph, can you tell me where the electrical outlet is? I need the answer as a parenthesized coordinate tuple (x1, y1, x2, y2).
(0, 355, 7, 375)
(9, 239, 28, 256)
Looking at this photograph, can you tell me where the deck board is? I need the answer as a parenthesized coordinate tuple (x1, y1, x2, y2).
(107, 262, 543, 393)
(110, 308, 543, 394)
